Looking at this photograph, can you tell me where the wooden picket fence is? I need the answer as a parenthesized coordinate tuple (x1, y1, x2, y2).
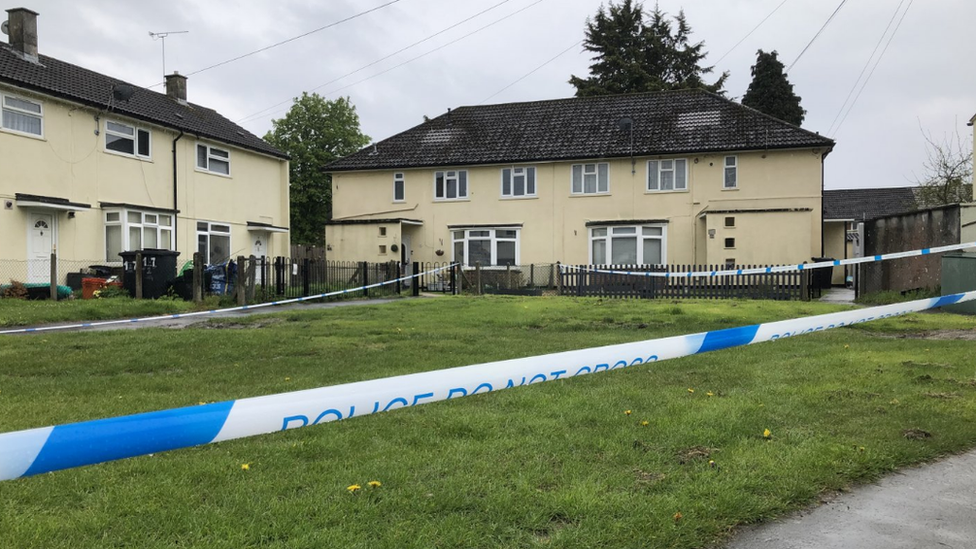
(559, 264, 814, 301)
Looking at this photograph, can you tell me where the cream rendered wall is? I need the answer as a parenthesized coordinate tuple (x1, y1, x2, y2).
(0, 83, 289, 267)
(822, 221, 849, 285)
(327, 223, 402, 263)
(329, 148, 825, 266)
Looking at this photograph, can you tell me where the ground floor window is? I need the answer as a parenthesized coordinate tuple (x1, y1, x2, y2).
(104, 209, 174, 261)
(589, 224, 666, 265)
(452, 227, 519, 267)
(197, 221, 232, 264)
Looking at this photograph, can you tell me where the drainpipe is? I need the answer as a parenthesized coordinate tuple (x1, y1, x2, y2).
(172, 130, 184, 252)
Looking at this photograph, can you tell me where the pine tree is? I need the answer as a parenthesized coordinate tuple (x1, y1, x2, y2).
(569, 1, 726, 97)
(741, 50, 805, 126)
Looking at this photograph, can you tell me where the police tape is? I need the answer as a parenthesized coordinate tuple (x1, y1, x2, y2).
(0, 264, 457, 336)
(2, 290, 974, 481)
(562, 241, 976, 278)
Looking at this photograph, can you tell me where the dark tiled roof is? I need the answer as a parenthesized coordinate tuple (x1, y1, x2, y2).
(328, 89, 833, 171)
(823, 187, 918, 221)
(0, 44, 286, 159)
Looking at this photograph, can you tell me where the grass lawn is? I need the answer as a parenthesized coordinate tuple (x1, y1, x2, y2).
(0, 296, 199, 328)
(1, 296, 975, 548)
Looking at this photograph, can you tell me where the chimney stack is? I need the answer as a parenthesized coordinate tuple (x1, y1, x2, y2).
(165, 72, 187, 104)
(5, 8, 39, 61)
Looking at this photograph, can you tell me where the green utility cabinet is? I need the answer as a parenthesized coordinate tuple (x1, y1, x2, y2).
(941, 253, 976, 315)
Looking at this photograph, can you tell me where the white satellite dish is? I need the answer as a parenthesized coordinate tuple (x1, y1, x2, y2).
(1, 21, 9, 36)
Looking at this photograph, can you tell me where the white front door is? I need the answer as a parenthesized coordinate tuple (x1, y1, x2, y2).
(27, 212, 55, 283)
(251, 231, 269, 284)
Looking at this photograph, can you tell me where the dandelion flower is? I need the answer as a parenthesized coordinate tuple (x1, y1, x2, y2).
(368, 480, 382, 488)
(763, 429, 772, 439)
(241, 463, 250, 471)
(687, 388, 695, 394)
(858, 446, 865, 452)
(640, 420, 649, 426)
(624, 410, 632, 415)
(708, 460, 716, 468)
(347, 484, 361, 493)
(706, 391, 714, 397)
(844, 344, 849, 349)
(285, 377, 291, 381)
(673, 512, 683, 522)
(890, 398, 900, 405)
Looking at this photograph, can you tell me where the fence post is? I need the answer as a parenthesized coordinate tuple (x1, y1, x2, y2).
(302, 258, 310, 297)
(455, 263, 463, 294)
(506, 263, 512, 290)
(246, 255, 257, 302)
(412, 262, 420, 296)
(192, 252, 203, 303)
(530, 264, 535, 288)
(236, 256, 246, 305)
(450, 263, 457, 295)
(362, 261, 369, 298)
(476, 262, 483, 295)
(134, 251, 144, 299)
(556, 262, 562, 295)
(49, 251, 57, 300)
(395, 261, 402, 294)
(800, 270, 811, 302)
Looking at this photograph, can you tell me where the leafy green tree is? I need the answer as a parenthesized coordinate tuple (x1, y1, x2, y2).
(265, 93, 370, 245)
(569, 0, 727, 97)
(741, 50, 805, 126)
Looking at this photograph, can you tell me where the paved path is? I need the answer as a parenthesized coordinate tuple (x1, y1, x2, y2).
(819, 287, 857, 305)
(723, 450, 976, 549)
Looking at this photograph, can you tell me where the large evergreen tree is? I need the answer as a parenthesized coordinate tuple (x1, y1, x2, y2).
(569, 0, 727, 97)
(264, 93, 370, 245)
(741, 50, 805, 126)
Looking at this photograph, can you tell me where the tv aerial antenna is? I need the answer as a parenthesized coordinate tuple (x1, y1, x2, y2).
(148, 30, 189, 78)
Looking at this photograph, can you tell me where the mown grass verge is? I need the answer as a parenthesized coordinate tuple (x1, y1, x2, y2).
(1, 296, 975, 548)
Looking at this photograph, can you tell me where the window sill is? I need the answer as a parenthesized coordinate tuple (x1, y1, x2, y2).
(195, 167, 233, 179)
(500, 195, 538, 201)
(393, 200, 406, 204)
(433, 198, 470, 203)
(644, 189, 689, 194)
(104, 148, 153, 162)
(721, 187, 739, 191)
(569, 193, 611, 198)
(0, 127, 45, 140)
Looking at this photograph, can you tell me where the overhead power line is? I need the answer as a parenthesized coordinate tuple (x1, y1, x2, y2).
(237, 0, 514, 125)
(146, 0, 403, 88)
(242, 0, 545, 125)
(826, 0, 907, 136)
(714, 0, 789, 66)
(480, 39, 582, 104)
(832, 0, 914, 136)
(787, 0, 848, 73)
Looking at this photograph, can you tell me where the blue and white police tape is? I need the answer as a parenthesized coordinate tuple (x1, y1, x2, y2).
(2, 290, 974, 481)
(561, 241, 976, 278)
(0, 264, 457, 336)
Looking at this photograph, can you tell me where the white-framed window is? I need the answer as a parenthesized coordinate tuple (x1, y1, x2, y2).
(105, 120, 151, 159)
(647, 159, 688, 192)
(724, 155, 737, 189)
(590, 225, 666, 265)
(197, 221, 232, 264)
(571, 163, 609, 195)
(434, 170, 468, 200)
(104, 209, 174, 261)
(452, 228, 519, 267)
(197, 143, 231, 175)
(1, 93, 43, 137)
(393, 172, 405, 202)
(501, 166, 537, 198)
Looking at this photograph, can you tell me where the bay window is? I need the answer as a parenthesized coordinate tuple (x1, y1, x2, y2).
(590, 225, 666, 265)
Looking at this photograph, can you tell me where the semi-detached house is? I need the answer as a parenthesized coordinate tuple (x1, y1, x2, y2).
(326, 89, 835, 270)
(0, 8, 289, 284)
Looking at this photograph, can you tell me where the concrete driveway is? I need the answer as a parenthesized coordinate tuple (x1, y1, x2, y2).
(722, 449, 976, 549)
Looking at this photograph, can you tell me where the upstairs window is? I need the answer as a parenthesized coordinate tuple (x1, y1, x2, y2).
(501, 166, 536, 198)
(571, 163, 609, 195)
(434, 170, 468, 200)
(197, 143, 231, 175)
(647, 159, 688, 192)
(1, 94, 43, 137)
(105, 120, 151, 159)
(724, 156, 738, 189)
(393, 172, 405, 202)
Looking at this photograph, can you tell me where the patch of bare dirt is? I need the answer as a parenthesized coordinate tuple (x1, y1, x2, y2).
(880, 329, 976, 341)
(903, 428, 933, 440)
(200, 318, 283, 330)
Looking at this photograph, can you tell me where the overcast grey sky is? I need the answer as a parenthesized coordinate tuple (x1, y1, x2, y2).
(17, 0, 975, 189)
